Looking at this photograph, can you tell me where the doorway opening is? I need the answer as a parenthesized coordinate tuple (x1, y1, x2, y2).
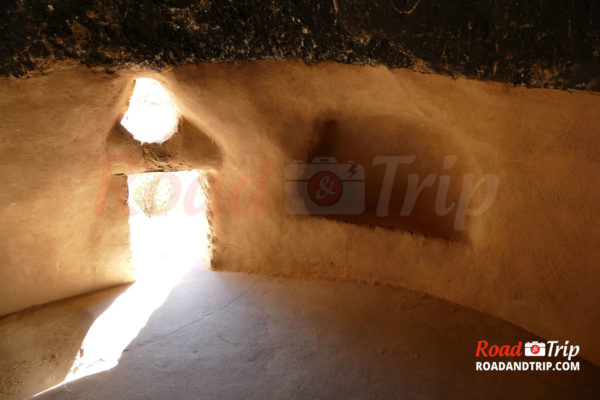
(127, 169, 211, 281)
(64, 170, 210, 382)
(62, 79, 211, 383)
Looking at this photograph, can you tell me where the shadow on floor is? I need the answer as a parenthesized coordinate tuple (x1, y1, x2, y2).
(0, 285, 130, 400)
(28, 268, 600, 400)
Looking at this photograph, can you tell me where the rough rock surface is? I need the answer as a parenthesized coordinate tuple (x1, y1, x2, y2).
(1, 0, 599, 90)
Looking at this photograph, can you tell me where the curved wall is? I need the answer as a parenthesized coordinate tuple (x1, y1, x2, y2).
(165, 61, 600, 364)
(1, 61, 599, 364)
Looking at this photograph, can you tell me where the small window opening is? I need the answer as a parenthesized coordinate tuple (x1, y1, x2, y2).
(120, 78, 179, 144)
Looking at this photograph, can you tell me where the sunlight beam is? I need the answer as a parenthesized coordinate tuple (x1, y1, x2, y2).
(62, 170, 210, 383)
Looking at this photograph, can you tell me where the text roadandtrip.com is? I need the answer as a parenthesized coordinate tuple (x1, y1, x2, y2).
(475, 340, 581, 372)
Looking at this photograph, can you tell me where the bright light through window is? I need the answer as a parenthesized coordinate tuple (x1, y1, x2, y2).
(120, 78, 179, 144)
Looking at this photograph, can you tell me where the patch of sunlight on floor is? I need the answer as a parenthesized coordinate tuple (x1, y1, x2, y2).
(58, 170, 210, 385)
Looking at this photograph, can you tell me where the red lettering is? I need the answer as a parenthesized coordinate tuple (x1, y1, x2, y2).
(510, 342, 523, 357)
(476, 340, 489, 356)
(226, 157, 272, 215)
(488, 345, 499, 357)
(94, 154, 142, 216)
(183, 177, 207, 215)
(477, 341, 523, 357)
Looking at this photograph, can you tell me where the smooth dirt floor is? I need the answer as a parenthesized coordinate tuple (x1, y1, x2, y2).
(1, 269, 597, 400)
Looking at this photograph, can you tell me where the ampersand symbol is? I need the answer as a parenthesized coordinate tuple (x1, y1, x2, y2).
(315, 175, 337, 199)
(308, 171, 343, 206)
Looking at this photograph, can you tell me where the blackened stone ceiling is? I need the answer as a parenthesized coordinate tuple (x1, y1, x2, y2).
(2, 0, 599, 90)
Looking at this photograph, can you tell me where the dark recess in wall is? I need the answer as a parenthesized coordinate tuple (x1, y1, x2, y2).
(1, 0, 599, 90)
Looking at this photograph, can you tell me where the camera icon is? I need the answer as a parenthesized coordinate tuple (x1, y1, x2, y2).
(524, 341, 546, 357)
(285, 157, 365, 215)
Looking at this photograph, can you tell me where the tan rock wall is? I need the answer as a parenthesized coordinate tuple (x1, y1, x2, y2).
(1, 61, 599, 364)
(165, 61, 600, 363)
(0, 69, 135, 316)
